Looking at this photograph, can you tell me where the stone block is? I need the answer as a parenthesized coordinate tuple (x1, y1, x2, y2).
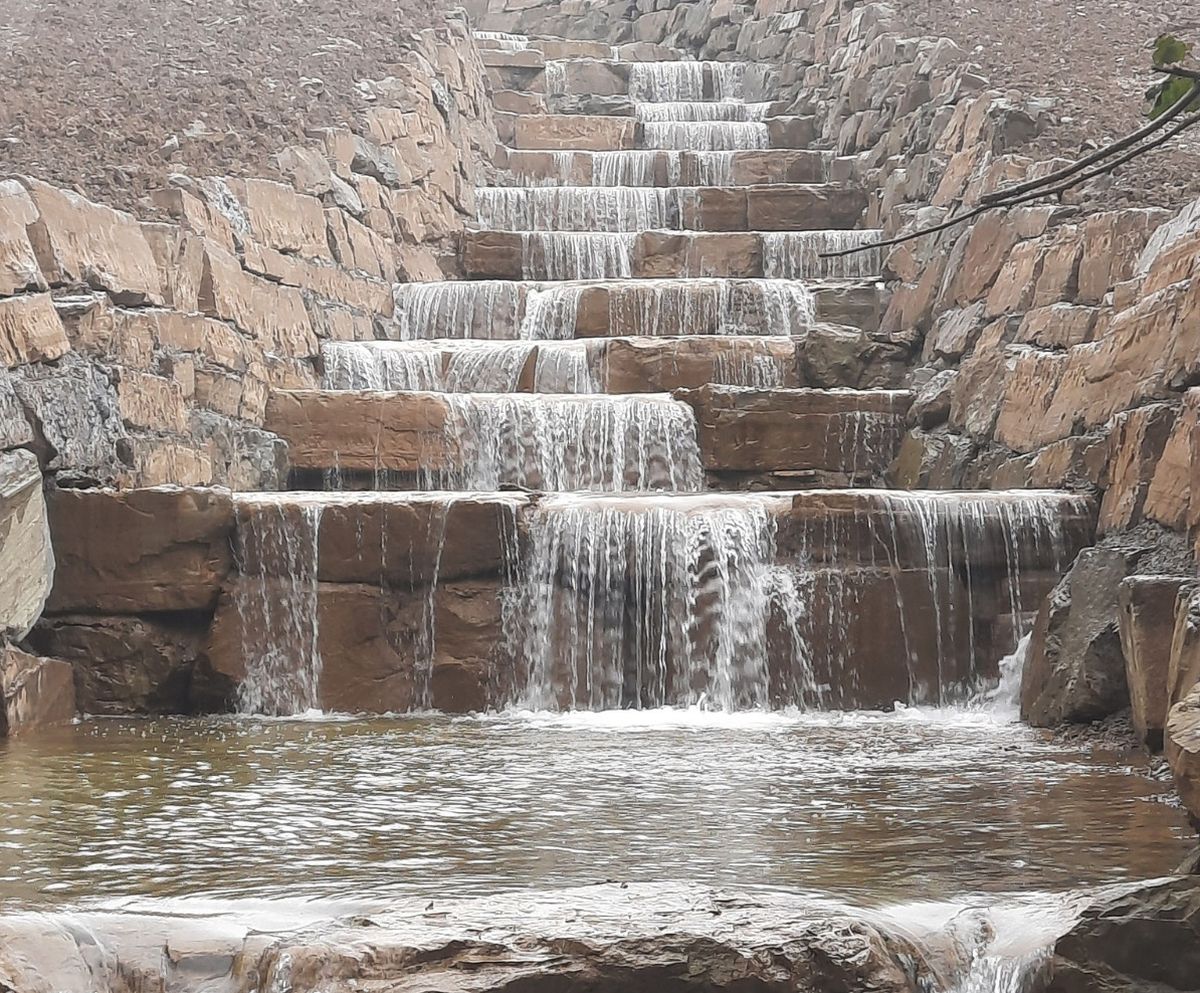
(0, 450, 54, 640)
(744, 184, 867, 231)
(0, 179, 46, 296)
(46, 487, 234, 614)
(226, 178, 331, 261)
(19, 177, 163, 305)
(0, 292, 71, 368)
(0, 644, 75, 735)
(514, 115, 636, 151)
(1021, 548, 1135, 727)
(1119, 575, 1193, 749)
(601, 337, 799, 392)
(1100, 403, 1176, 533)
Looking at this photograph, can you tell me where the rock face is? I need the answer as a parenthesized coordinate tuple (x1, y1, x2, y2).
(1021, 548, 1136, 727)
(1045, 877, 1200, 992)
(46, 487, 234, 613)
(1118, 575, 1193, 748)
(0, 884, 980, 993)
(0, 643, 75, 735)
(0, 449, 54, 641)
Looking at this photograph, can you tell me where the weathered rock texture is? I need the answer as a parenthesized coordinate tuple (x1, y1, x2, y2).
(0, 449, 54, 640)
(0, 22, 496, 492)
(1119, 575, 1193, 749)
(1045, 877, 1200, 992)
(0, 883, 1004, 993)
(0, 643, 75, 736)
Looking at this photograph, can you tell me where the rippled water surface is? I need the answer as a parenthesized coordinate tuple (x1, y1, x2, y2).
(0, 709, 1188, 909)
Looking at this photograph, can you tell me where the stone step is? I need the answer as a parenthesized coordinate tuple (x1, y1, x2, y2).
(471, 184, 867, 232)
(265, 386, 913, 491)
(461, 230, 884, 281)
(498, 113, 817, 151)
(495, 148, 832, 187)
(186, 488, 1095, 713)
(317, 330, 909, 395)
(388, 278, 885, 339)
(491, 88, 789, 120)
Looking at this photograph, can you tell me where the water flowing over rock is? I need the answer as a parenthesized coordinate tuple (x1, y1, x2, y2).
(763, 230, 884, 279)
(643, 120, 771, 150)
(476, 186, 683, 230)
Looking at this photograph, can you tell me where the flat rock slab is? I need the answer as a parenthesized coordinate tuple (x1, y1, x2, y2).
(0, 883, 998, 993)
(0, 449, 54, 640)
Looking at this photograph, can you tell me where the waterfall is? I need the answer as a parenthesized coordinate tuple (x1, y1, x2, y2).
(763, 231, 884, 279)
(522, 232, 635, 279)
(323, 340, 598, 393)
(642, 121, 770, 151)
(441, 393, 704, 492)
(605, 279, 816, 336)
(476, 187, 681, 231)
(523, 284, 582, 339)
(689, 151, 737, 186)
(543, 59, 566, 95)
(628, 61, 748, 101)
(392, 281, 521, 340)
(507, 493, 799, 711)
(474, 31, 530, 51)
(233, 496, 323, 716)
(635, 101, 773, 122)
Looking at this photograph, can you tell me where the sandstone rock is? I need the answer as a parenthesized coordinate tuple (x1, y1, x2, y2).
(1145, 390, 1199, 530)
(514, 114, 636, 150)
(0, 449, 54, 641)
(1045, 877, 1200, 992)
(1077, 208, 1171, 305)
(0, 292, 71, 368)
(1119, 576, 1193, 749)
(801, 324, 910, 389)
(1015, 304, 1099, 350)
(601, 336, 799, 392)
(19, 177, 163, 305)
(1169, 685, 1200, 828)
(908, 370, 956, 429)
(0, 179, 47, 296)
(1100, 403, 1176, 533)
(265, 389, 452, 473)
(28, 612, 222, 715)
(225, 178, 331, 260)
(46, 487, 234, 614)
(0, 643, 75, 735)
(888, 429, 975, 489)
(0, 883, 987, 993)
(1021, 548, 1137, 727)
(744, 184, 868, 231)
(679, 385, 910, 474)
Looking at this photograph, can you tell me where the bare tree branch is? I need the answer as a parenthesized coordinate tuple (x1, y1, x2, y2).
(980, 80, 1200, 205)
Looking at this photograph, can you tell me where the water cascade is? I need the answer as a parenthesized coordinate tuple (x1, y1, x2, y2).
(476, 187, 682, 230)
(323, 339, 599, 393)
(232, 495, 323, 716)
(635, 101, 774, 122)
(442, 393, 705, 492)
(605, 278, 817, 336)
(507, 493, 799, 711)
(522, 231, 636, 279)
(628, 61, 748, 101)
(474, 30, 531, 50)
(642, 121, 770, 151)
(593, 150, 680, 186)
(764, 230, 885, 279)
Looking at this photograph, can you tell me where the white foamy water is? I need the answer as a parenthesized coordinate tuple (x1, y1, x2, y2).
(764, 230, 885, 279)
(476, 186, 682, 231)
(642, 120, 770, 150)
(522, 232, 635, 279)
(635, 100, 774, 122)
(629, 61, 749, 101)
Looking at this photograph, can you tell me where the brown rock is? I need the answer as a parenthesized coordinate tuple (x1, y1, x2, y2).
(460, 231, 524, 280)
(0, 643, 75, 735)
(1146, 390, 1199, 530)
(0, 450, 54, 640)
(744, 184, 868, 231)
(226, 178, 331, 260)
(1100, 403, 1176, 532)
(601, 336, 798, 392)
(0, 292, 71, 368)
(1021, 548, 1135, 727)
(513, 114, 636, 151)
(0, 179, 47, 296)
(1015, 304, 1099, 349)
(1119, 575, 1194, 749)
(265, 389, 451, 473)
(992, 347, 1068, 453)
(19, 177, 164, 305)
(46, 487, 234, 614)
(28, 612, 218, 715)
(1077, 208, 1170, 305)
(680, 385, 911, 474)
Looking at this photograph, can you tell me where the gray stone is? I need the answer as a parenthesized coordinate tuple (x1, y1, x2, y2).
(0, 449, 53, 640)
(908, 369, 956, 429)
(1021, 548, 1138, 727)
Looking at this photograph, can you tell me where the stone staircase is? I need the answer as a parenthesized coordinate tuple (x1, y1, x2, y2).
(205, 33, 1098, 716)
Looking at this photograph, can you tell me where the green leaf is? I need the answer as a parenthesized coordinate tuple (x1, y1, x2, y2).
(1151, 75, 1197, 118)
(1153, 34, 1192, 67)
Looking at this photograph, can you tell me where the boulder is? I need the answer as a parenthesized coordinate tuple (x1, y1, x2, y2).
(0, 179, 46, 296)
(513, 114, 636, 150)
(0, 883, 977, 993)
(46, 487, 234, 614)
(0, 643, 75, 735)
(1119, 575, 1194, 749)
(601, 336, 799, 392)
(0, 449, 54, 640)
(908, 370, 956, 429)
(0, 292, 70, 367)
(1021, 548, 1137, 727)
(1045, 877, 1200, 992)
(27, 612, 220, 715)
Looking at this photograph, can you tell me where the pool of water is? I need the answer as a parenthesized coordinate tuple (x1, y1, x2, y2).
(0, 706, 1188, 912)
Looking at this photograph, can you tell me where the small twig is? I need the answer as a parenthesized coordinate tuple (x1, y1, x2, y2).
(980, 79, 1200, 205)
(1154, 64, 1200, 81)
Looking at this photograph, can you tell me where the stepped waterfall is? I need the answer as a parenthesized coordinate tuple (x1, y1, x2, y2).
(3, 22, 1189, 993)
